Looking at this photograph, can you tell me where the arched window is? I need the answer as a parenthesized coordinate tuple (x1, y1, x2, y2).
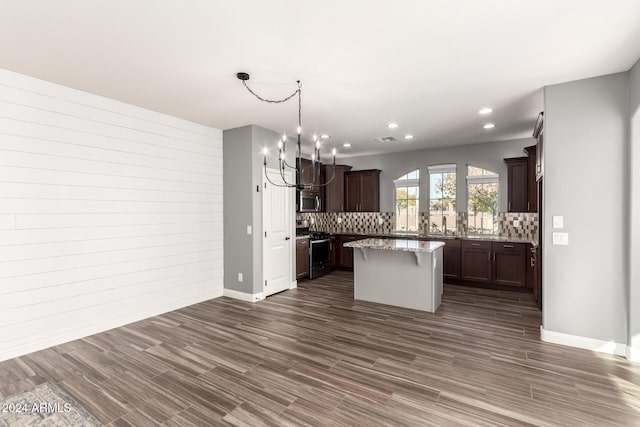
(467, 166, 499, 234)
(428, 164, 456, 234)
(393, 170, 419, 231)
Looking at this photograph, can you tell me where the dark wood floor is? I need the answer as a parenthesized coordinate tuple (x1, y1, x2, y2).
(1, 271, 639, 426)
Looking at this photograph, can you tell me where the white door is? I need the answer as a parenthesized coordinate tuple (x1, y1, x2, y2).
(263, 168, 294, 297)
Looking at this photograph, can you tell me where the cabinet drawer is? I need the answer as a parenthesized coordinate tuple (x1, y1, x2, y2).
(492, 242, 526, 255)
(461, 240, 492, 250)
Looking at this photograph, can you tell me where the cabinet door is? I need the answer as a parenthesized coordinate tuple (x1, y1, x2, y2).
(443, 240, 461, 280)
(506, 158, 528, 212)
(339, 235, 360, 269)
(359, 170, 381, 212)
(344, 173, 360, 212)
(296, 238, 309, 279)
(324, 165, 351, 212)
(525, 146, 537, 212)
(461, 241, 492, 282)
(329, 235, 338, 267)
(492, 243, 526, 287)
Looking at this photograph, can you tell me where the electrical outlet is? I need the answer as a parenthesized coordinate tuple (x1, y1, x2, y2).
(378, 217, 384, 225)
(513, 219, 520, 227)
(238, 273, 243, 282)
(337, 217, 342, 224)
(310, 217, 315, 225)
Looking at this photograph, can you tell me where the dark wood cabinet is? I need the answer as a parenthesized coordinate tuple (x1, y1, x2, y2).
(344, 170, 381, 212)
(493, 242, 526, 287)
(505, 157, 528, 212)
(524, 145, 537, 212)
(460, 240, 527, 287)
(329, 235, 337, 267)
(339, 235, 361, 269)
(461, 240, 492, 283)
(323, 164, 352, 212)
(442, 239, 461, 280)
(296, 237, 309, 279)
(297, 158, 322, 188)
(529, 245, 541, 309)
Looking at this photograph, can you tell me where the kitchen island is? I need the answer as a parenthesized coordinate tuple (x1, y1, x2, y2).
(343, 238, 445, 312)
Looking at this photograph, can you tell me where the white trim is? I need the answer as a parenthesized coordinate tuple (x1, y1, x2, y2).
(223, 288, 265, 303)
(466, 173, 499, 184)
(393, 178, 419, 187)
(627, 346, 640, 363)
(0, 290, 223, 363)
(290, 280, 298, 289)
(540, 326, 626, 357)
(427, 164, 456, 174)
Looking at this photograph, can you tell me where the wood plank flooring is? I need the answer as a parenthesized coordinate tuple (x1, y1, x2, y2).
(1, 270, 639, 426)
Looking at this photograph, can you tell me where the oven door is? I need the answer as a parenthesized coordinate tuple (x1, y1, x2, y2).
(309, 238, 330, 279)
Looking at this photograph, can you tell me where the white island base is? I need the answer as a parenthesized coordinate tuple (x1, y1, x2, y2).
(344, 238, 444, 313)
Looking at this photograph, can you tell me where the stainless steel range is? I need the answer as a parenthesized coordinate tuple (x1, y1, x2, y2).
(309, 231, 330, 279)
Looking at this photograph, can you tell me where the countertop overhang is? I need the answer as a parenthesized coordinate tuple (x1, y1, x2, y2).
(343, 238, 445, 253)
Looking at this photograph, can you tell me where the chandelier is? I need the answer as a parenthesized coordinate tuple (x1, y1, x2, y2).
(236, 72, 336, 189)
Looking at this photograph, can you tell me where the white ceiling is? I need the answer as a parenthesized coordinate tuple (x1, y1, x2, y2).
(1, 0, 639, 157)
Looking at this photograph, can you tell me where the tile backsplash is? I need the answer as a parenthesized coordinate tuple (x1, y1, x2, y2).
(298, 211, 538, 240)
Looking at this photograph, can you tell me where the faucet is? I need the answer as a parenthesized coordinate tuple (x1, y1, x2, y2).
(443, 216, 447, 235)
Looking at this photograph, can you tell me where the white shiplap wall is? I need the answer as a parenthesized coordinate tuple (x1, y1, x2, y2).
(0, 69, 223, 361)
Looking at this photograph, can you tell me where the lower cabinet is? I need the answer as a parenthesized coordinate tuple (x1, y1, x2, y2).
(296, 237, 309, 280)
(460, 240, 527, 287)
(442, 240, 461, 280)
(461, 240, 492, 283)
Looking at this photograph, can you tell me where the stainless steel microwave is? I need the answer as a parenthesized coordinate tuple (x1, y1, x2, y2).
(299, 190, 322, 212)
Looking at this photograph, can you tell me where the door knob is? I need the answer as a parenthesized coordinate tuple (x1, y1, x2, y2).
(285, 236, 291, 240)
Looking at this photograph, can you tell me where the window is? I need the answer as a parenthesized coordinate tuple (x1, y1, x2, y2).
(394, 170, 419, 231)
(428, 164, 456, 233)
(467, 166, 499, 234)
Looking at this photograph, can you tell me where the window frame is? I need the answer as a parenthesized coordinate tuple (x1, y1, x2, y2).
(393, 169, 420, 232)
(427, 164, 457, 234)
(466, 165, 500, 235)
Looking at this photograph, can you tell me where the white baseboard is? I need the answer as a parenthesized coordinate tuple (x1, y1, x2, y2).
(223, 288, 265, 302)
(627, 346, 640, 363)
(540, 326, 626, 357)
(290, 280, 298, 289)
(0, 289, 223, 363)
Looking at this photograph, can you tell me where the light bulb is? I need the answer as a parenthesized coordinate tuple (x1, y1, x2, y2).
(316, 141, 321, 149)
(332, 148, 337, 156)
(278, 140, 283, 149)
(311, 153, 316, 161)
(313, 134, 317, 142)
(297, 126, 301, 134)
(282, 134, 287, 141)
(262, 147, 268, 156)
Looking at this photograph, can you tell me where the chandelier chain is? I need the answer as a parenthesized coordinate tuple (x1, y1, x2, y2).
(241, 80, 300, 104)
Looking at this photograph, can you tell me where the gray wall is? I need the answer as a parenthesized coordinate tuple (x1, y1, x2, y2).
(344, 138, 535, 213)
(223, 125, 295, 295)
(629, 59, 640, 355)
(543, 73, 629, 345)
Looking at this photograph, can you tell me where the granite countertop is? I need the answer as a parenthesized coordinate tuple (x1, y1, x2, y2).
(320, 229, 537, 247)
(343, 238, 445, 253)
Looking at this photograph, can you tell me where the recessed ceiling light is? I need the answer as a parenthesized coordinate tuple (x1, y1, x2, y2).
(483, 123, 496, 129)
(320, 134, 330, 139)
(404, 134, 414, 140)
(343, 143, 351, 148)
(478, 107, 493, 115)
(387, 123, 399, 129)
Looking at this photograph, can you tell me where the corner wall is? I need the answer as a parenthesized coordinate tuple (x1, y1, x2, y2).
(629, 58, 640, 361)
(543, 72, 629, 351)
(0, 69, 224, 362)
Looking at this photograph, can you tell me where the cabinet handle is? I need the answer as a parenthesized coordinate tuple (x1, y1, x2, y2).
(508, 201, 511, 211)
(528, 202, 530, 211)
(488, 252, 491, 261)
(493, 252, 496, 262)
(531, 257, 535, 267)
(471, 243, 481, 246)
(504, 244, 514, 248)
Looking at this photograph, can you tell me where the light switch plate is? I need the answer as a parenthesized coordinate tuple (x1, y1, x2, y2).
(238, 273, 243, 282)
(246, 225, 252, 234)
(553, 216, 564, 229)
(552, 232, 569, 245)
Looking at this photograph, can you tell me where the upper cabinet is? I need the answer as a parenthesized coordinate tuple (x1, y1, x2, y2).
(345, 169, 381, 212)
(524, 145, 538, 212)
(322, 164, 352, 212)
(504, 157, 528, 212)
